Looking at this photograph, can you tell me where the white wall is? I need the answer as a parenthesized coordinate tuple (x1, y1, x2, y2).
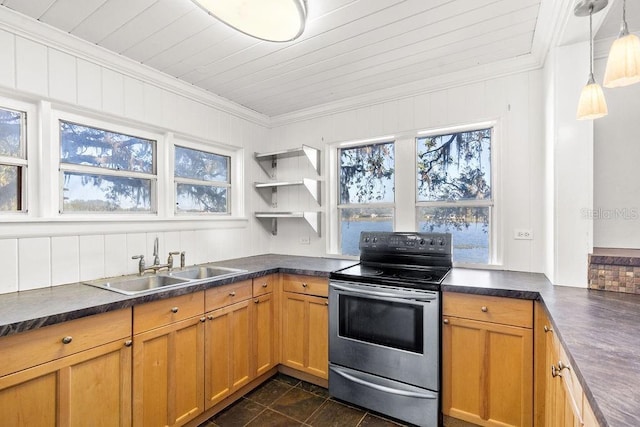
(593, 58, 640, 248)
(267, 71, 546, 273)
(0, 13, 272, 294)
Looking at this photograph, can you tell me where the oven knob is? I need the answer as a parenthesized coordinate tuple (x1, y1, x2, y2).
(438, 239, 445, 246)
(364, 237, 370, 243)
(419, 239, 425, 245)
(372, 237, 377, 243)
(429, 239, 435, 245)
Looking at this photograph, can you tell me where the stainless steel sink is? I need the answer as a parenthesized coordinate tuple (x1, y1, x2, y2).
(83, 265, 247, 295)
(164, 266, 247, 281)
(84, 275, 192, 295)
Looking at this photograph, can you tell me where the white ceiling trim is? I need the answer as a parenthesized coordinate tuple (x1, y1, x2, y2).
(0, 5, 270, 127)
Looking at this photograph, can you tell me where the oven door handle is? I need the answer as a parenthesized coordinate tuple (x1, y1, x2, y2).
(330, 283, 437, 301)
(330, 366, 437, 399)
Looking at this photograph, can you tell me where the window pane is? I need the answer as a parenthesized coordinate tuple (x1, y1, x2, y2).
(417, 129, 491, 202)
(62, 172, 152, 212)
(417, 206, 489, 264)
(0, 165, 20, 211)
(60, 121, 154, 174)
(175, 146, 229, 183)
(0, 108, 24, 158)
(339, 142, 394, 204)
(340, 207, 394, 256)
(176, 183, 227, 213)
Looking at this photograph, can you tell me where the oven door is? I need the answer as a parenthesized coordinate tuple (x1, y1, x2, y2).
(329, 280, 439, 390)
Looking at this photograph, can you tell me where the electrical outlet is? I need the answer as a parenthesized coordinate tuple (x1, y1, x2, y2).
(514, 229, 533, 240)
(299, 236, 310, 245)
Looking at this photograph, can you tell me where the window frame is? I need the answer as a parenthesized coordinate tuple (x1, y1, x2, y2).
(172, 141, 233, 216)
(414, 122, 498, 266)
(55, 113, 160, 215)
(332, 137, 397, 257)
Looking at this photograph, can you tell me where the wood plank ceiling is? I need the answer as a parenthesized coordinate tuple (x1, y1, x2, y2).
(1, 0, 544, 117)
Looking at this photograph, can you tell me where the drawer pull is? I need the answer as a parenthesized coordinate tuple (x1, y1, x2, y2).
(443, 319, 449, 324)
(262, 283, 268, 288)
(207, 315, 214, 321)
(558, 360, 571, 372)
(325, 301, 329, 306)
(124, 340, 133, 347)
(229, 291, 236, 297)
(254, 299, 260, 304)
(61, 336, 73, 344)
(200, 317, 206, 323)
(302, 283, 308, 288)
(171, 307, 179, 313)
(544, 325, 553, 333)
(551, 364, 561, 378)
(481, 306, 488, 312)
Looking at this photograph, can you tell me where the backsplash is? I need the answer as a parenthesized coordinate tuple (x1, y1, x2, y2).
(588, 250, 640, 294)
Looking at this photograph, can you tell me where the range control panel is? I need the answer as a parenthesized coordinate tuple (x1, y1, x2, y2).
(359, 231, 452, 255)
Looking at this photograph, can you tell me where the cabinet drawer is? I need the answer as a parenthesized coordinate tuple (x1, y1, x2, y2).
(282, 274, 328, 297)
(443, 292, 533, 328)
(134, 291, 204, 334)
(253, 274, 277, 296)
(0, 308, 131, 377)
(205, 280, 252, 312)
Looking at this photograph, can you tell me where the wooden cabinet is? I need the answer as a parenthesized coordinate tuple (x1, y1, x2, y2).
(281, 274, 328, 380)
(0, 309, 132, 427)
(535, 303, 600, 427)
(443, 292, 534, 427)
(253, 274, 278, 377)
(133, 292, 205, 427)
(204, 280, 253, 409)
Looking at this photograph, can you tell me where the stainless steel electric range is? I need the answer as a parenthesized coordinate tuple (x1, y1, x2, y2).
(328, 231, 452, 427)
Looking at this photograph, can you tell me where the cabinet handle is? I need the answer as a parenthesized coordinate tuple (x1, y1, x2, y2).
(481, 306, 488, 312)
(207, 315, 214, 321)
(171, 307, 179, 313)
(254, 299, 260, 304)
(124, 340, 133, 347)
(325, 301, 329, 306)
(262, 283, 268, 288)
(551, 364, 561, 378)
(200, 317, 206, 322)
(443, 319, 449, 324)
(229, 291, 236, 297)
(61, 336, 73, 344)
(302, 283, 308, 288)
(544, 325, 553, 333)
(558, 360, 571, 372)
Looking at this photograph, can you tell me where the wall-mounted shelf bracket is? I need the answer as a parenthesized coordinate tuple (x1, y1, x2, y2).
(254, 145, 320, 178)
(255, 212, 320, 236)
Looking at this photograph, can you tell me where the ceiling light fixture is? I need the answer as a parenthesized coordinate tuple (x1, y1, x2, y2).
(603, 0, 640, 88)
(192, 0, 307, 42)
(575, 0, 609, 120)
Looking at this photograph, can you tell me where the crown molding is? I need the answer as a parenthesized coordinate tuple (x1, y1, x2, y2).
(0, 6, 270, 127)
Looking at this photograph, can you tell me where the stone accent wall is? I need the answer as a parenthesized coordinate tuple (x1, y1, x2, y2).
(588, 254, 640, 294)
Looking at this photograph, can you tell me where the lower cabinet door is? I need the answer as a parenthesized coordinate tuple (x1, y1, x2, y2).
(443, 316, 533, 427)
(133, 316, 205, 427)
(0, 339, 132, 427)
(205, 299, 253, 409)
(254, 293, 276, 377)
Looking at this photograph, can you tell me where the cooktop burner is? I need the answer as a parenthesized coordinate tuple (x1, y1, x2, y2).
(330, 231, 453, 290)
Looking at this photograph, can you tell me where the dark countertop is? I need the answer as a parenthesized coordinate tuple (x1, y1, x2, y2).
(0, 255, 638, 426)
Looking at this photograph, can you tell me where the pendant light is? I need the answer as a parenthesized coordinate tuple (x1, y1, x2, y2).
(575, 0, 609, 120)
(603, 0, 640, 88)
(191, 0, 307, 43)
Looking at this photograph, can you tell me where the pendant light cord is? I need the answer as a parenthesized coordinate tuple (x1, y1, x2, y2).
(589, 5, 595, 83)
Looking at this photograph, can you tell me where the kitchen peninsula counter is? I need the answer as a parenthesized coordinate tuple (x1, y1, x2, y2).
(0, 255, 637, 426)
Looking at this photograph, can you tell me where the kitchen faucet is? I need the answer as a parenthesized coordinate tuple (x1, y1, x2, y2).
(131, 237, 182, 275)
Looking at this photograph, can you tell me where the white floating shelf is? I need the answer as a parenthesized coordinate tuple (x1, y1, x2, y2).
(255, 211, 320, 236)
(254, 179, 320, 206)
(254, 145, 320, 177)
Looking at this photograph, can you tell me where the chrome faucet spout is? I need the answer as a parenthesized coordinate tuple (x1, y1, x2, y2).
(153, 237, 160, 266)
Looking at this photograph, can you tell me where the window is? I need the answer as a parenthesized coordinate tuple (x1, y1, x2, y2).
(338, 141, 395, 255)
(174, 145, 230, 214)
(416, 127, 493, 264)
(59, 120, 156, 213)
(0, 106, 27, 212)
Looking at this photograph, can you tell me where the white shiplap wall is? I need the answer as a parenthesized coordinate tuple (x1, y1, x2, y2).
(0, 22, 272, 294)
(267, 70, 545, 273)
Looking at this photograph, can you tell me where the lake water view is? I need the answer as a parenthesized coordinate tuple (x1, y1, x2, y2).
(341, 219, 489, 264)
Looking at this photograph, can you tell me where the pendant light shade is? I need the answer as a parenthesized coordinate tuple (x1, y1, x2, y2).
(577, 76, 609, 120)
(192, 0, 307, 42)
(603, 0, 640, 88)
(575, 0, 609, 120)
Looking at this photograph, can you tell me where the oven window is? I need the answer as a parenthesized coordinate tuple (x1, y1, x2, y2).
(338, 295, 423, 353)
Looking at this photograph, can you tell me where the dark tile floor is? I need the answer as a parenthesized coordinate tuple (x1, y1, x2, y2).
(199, 374, 478, 427)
